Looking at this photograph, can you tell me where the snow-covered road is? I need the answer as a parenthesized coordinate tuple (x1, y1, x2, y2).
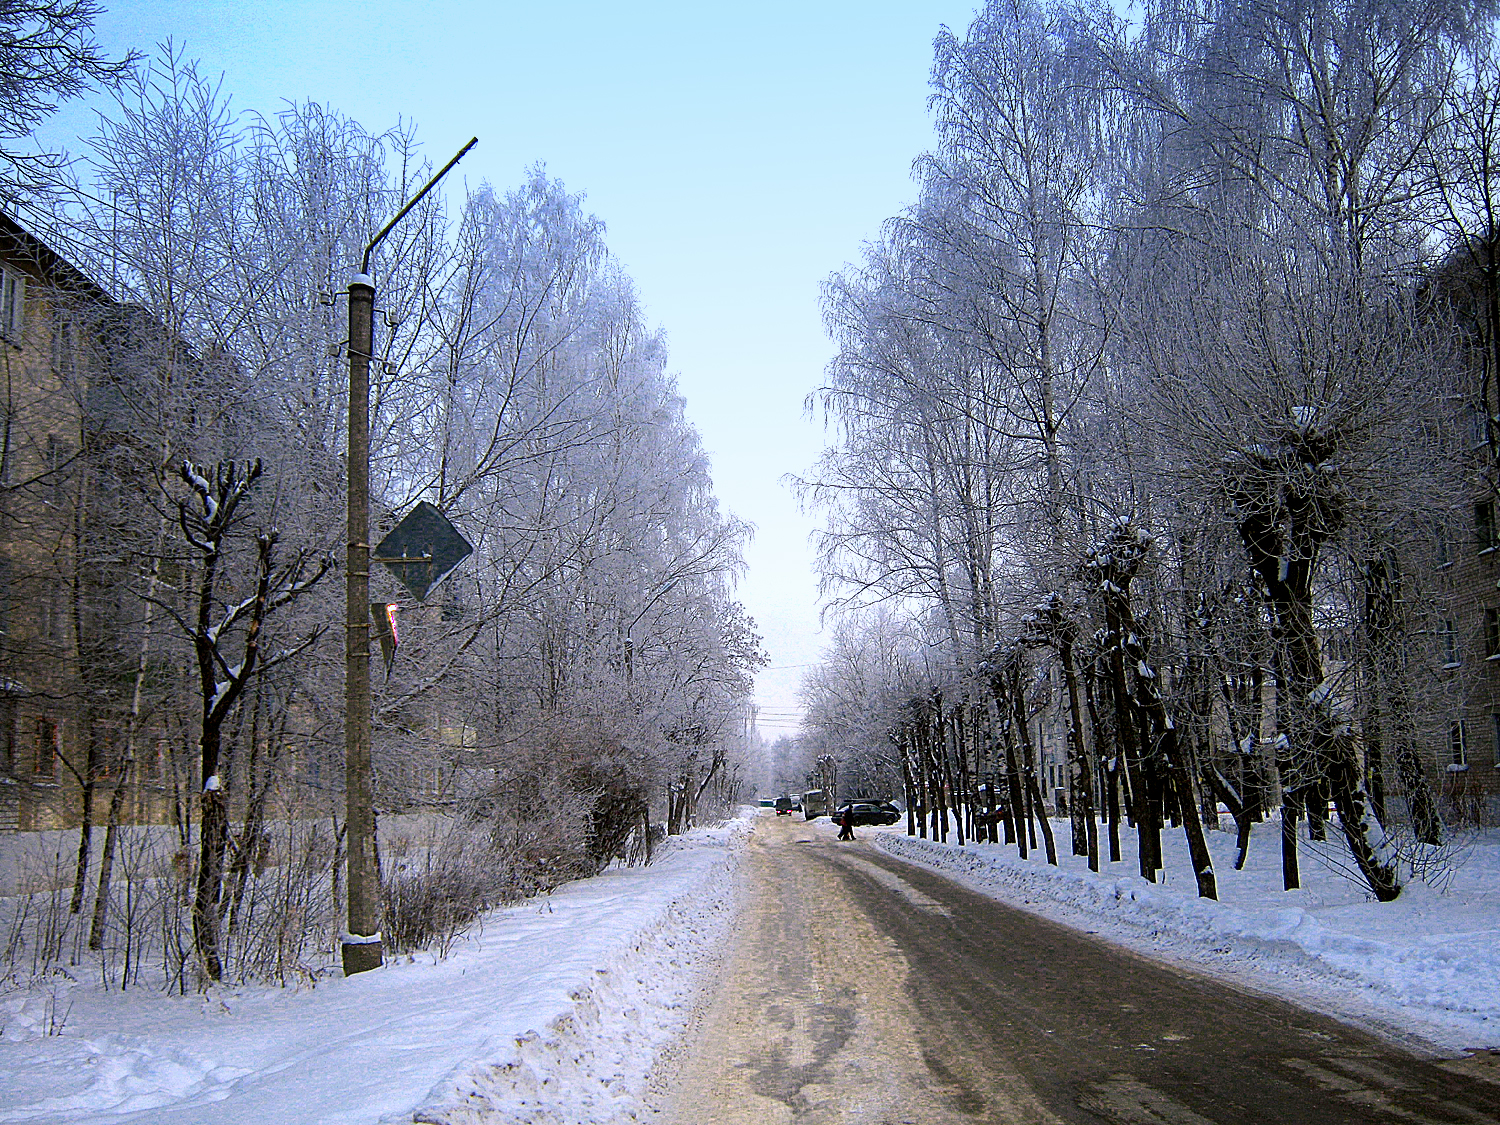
(663, 815, 1500, 1124)
(871, 818, 1500, 1057)
(3, 811, 1496, 1124)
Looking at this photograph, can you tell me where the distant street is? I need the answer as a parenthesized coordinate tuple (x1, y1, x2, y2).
(660, 816, 1500, 1125)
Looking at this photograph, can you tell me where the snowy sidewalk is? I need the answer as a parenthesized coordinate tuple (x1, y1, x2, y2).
(870, 818, 1500, 1055)
(0, 816, 749, 1125)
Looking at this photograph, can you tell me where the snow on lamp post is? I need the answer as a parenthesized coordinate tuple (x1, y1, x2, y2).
(343, 137, 476, 976)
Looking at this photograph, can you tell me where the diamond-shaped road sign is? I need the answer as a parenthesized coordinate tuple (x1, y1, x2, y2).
(372, 501, 473, 602)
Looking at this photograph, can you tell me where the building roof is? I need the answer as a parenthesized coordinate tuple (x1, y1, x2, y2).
(0, 211, 111, 304)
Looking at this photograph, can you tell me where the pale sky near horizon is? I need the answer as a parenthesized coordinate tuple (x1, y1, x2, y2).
(53, 0, 983, 739)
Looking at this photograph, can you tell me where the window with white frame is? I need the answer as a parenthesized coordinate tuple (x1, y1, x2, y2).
(0, 267, 23, 342)
(1450, 719, 1468, 768)
(49, 314, 75, 376)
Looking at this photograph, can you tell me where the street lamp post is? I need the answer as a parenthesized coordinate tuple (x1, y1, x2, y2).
(343, 137, 476, 976)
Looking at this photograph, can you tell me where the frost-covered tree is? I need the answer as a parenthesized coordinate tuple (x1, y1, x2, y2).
(0, 0, 135, 214)
(17, 42, 762, 977)
(804, 0, 1500, 902)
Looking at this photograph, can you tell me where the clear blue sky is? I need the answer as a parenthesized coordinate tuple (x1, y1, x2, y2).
(62, 0, 982, 737)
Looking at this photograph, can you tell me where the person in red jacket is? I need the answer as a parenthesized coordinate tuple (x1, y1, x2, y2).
(837, 806, 855, 840)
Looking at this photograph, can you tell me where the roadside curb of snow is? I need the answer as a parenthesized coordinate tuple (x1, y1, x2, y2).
(872, 831, 1498, 1054)
(407, 816, 750, 1125)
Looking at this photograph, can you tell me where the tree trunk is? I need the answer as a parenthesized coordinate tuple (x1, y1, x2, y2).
(70, 754, 97, 915)
(89, 776, 130, 953)
(1085, 672, 1121, 863)
(1394, 739, 1442, 846)
(1327, 740, 1402, 902)
(193, 721, 228, 982)
(90, 541, 164, 952)
(1203, 762, 1255, 872)
(899, 730, 917, 837)
(997, 694, 1028, 859)
(1058, 637, 1097, 871)
(1159, 727, 1218, 899)
(1306, 783, 1327, 841)
(1281, 788, 1301, 890)
(1011, 681, 1056, 865)
(1236, 460, 1400, 899)
(943, 711, 963, 846)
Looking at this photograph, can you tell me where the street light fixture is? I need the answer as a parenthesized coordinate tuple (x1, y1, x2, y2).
(343, 137, 476, 976)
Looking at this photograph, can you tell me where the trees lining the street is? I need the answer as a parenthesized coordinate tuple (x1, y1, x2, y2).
(802, 0, 1498, 902)
(0, 38, 760, 985)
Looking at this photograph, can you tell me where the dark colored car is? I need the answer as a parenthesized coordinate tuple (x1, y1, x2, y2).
(836, 800, 902, 827)
(774, 796, 795, 816)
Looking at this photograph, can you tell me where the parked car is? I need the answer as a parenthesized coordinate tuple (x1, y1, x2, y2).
(835, 800, 901, 827)
(774, 796, 795, 816)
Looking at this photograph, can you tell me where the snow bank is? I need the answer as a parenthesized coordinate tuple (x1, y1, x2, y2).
(871, 820, 1500, 1054)
(411, 819, 747, 1125)
(0, 814, 750, 1125)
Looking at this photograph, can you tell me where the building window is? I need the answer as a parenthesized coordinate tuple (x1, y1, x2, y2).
(1479, 500, 1499, 552)
(1492, 714, 1500, 768)
(1441, 619, 1460, 667)
(44, 433, 71, 510)
(145, 738, 167, 783)
(34, 717, 57, 777)
(0, 701, 14, 775)
(0, 267, 23, 343)
(1487, 610, 1500, 658)
(1471, 404, 1492, 449)
(50, 316, 76, 378)
(1450, 720, 1469, 767)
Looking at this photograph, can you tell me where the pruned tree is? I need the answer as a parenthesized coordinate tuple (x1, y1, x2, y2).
(160, 458, 328, 980)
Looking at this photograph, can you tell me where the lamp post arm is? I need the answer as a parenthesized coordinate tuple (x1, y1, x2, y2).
(361, 137, 478, 275)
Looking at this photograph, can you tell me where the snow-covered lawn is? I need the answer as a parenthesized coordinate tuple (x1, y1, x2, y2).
(867, 815, 1500, 1055)
(0, 814, 749, 1125)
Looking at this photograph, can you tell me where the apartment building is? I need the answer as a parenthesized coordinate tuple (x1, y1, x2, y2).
(0, 213, 115, 828)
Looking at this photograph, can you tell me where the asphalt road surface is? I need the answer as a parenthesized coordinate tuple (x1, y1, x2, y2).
(659, 815, 1500, 1125)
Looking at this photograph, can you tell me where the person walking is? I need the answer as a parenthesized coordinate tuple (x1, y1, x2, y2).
(837, 806, 855, 841)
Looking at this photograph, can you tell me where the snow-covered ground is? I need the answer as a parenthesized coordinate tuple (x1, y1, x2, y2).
(0, 814, 749, 1125)
(865, 815, 1500, 1056)
(4, 808, 1495, 1125)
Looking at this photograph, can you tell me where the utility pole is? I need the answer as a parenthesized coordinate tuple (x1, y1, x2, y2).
(343, 269, 379, 975)
(343, 137, 476, 976)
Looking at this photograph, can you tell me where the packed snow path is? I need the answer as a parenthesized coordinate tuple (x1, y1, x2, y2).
(660, 815, 1500, 1125)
